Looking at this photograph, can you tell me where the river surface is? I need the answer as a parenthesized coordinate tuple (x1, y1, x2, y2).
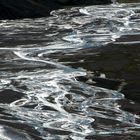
(0, 2, 140, 140)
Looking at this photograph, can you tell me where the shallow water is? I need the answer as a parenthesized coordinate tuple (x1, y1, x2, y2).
(0, 3, 140, 140)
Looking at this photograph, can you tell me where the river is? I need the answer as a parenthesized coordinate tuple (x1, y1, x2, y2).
(0, 2, 140, 140)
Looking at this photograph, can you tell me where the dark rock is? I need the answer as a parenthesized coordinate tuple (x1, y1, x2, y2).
(92, 77, 124, 91)
(57, 0, 112, 5)
(76, 76, 124, 91)
(0, 0, 112, 20)
(0, 89, 24, 103)
(117, 99, 140, 115)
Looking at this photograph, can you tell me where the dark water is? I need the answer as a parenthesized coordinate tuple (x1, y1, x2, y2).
(0, 2, 140, 140)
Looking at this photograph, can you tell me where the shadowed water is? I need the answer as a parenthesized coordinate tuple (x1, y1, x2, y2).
(0, 3, 140, 140)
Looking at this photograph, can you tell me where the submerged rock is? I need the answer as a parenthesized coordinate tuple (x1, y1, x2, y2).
(0, 0, 112, 20)
(0, 89, 24, 103)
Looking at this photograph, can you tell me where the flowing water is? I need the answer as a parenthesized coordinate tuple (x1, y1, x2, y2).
(0, 2, 140, 140)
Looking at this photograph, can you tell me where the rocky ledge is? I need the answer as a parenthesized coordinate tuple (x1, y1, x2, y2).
(0, 0, 112, 20)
